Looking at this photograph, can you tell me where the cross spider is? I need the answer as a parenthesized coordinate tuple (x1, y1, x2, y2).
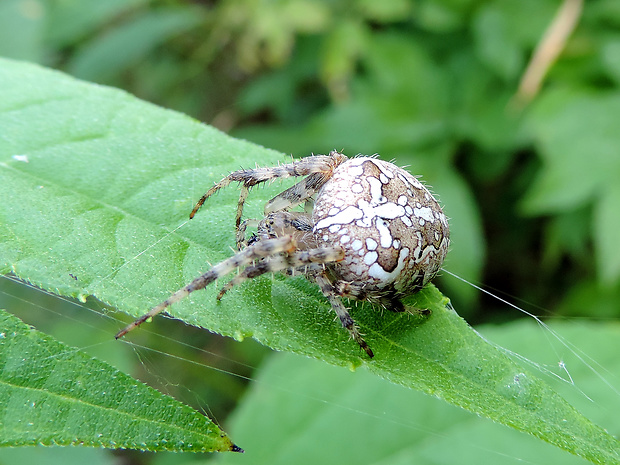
(116, 151, 450, 358)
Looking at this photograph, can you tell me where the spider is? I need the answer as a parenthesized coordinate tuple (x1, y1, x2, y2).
(116, 151, 450, 358)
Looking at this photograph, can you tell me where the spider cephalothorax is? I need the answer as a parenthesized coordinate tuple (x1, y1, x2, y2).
(116, 151, 450, 358)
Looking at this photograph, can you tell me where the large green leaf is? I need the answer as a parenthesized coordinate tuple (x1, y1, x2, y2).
(522, 88, 620, 285)
(523, 89, 620, 214)
(1, 58, 619, 463)
(67, 7, 205, 83)
(0, 309, 239, 452)
(0, 0, 45, 62)
(218, 320, 620, 465)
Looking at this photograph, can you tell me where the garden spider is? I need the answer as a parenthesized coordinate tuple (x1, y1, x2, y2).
(116, 151, 450, 358)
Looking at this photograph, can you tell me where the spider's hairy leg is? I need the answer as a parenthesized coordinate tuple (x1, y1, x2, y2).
(264, 151, 348, 214)
(115, 236, 297, 339)
(217, 246, 345, 299)
(335, 282, 413, 314)
(315, 274, 374, 358)
(190, 176, 234, 219)
(235, 184, 250, 231)
(258, 211, 315, 246)
(264, 171, 333, 214)
(236, 218, 258, 250)
(190, 151, 348, 221)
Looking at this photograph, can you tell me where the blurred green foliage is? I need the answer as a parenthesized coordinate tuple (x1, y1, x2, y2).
(2, 0, 620, 463)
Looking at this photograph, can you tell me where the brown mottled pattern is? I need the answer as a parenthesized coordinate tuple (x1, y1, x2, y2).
(314, 157, 449, 299)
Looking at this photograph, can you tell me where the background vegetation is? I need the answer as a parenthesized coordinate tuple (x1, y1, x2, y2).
(1, 0, 620, 464)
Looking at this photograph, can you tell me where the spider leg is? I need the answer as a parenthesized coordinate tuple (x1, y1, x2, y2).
(190, 152, 347, 230)
(335, 281, 430, 317)
(235, 184, 250, 231)
(115, 236, 297, 339)
(190, 176, 234, 219)
(264, 171, 333, 214)
(315, 274, 374, 358)
(258, 211, 315, 247)
(217, 247, 345, 299)
(336, 282, 407, 312)
(236, 218, 258, 250)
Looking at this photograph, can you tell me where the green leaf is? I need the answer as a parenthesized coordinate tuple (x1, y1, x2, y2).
(319, 18, 368, 99)
(0, 309, 238, 452)
(522, 88, 620, 214)
(472, 5, 523, 80)
(67, 7, 205, 83)
(1, 58, 619, 464)
(357, 0, 411, 22)
(470, 0, 557, 81)
(46, 0, 149, 49)
(218, 320, 620, 465)
(0, 0, 45, 62)
(594, 182, 620, 285)
(522, 87, 620, 284)
(601, 38, 620, 86)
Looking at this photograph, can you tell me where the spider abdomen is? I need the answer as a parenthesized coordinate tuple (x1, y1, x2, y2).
(313, 157, 450, 299)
